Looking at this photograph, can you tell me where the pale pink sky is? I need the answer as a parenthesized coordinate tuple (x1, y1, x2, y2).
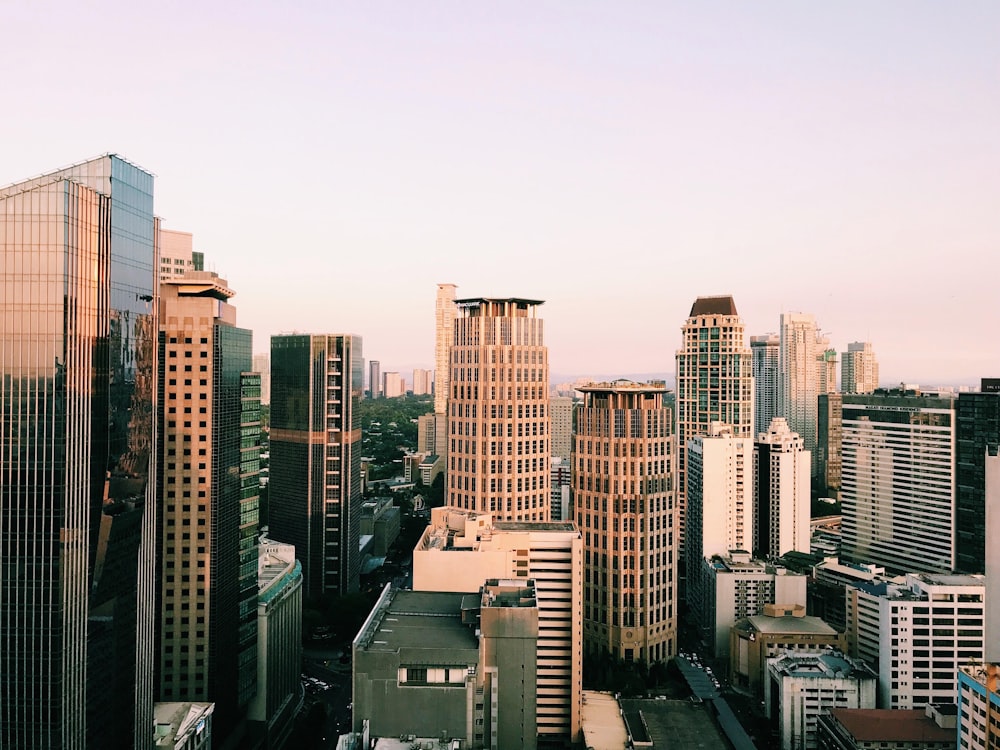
(4, 1, 998, 384)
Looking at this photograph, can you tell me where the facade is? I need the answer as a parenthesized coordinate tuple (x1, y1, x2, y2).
(0, 155, 158, 749)
(382, 371, 404, 398)
(412, 508, 583, 743)
(448, 297, 551, 522)
(573, 381, 677, 665)
(269, 333, 364, 596)
(252, 352, 270, 405)
(841, 342, 879, 395)
(846, 574, 985, 709)
(729, 607, 845, 697)
(701, 552, 807, 657)
(157, 273, 260, 740)
(685, 423, 754, 618)
(551, 456, 571, 521)
(817, 393, 843, 497)
(368, 359, 381, 398)
(550, 395, 574, 461)
(753, 417, 811, 559)
(817, 342, 838, 395)
(675, 296, 754, 555)
(840, 391, 956, 574)
(955, 385, 1000, 574)
(359, 497, 401, 556)
(153, 703, 214, 750)
(957, 665, 1000, 750)
(432, 283, 457, 465)
(412, 368, 431, 396)
(247, 538, 303, 749)
(810, 558, 888, 633)
(779, 312, 821, 473)
(766, 651, 878, 750)
(752, 333, 780, 437)
(159, 228, 197, 282)
(816, 706, 956, 750)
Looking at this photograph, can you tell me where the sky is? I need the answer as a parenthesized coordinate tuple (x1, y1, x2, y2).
(3, 1, 998, 385)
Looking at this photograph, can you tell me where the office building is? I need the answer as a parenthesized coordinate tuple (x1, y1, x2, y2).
(0, 155, 157, 748)
(269, 333, 364, 596)
(752, 334, 780, 437)
(700, 551, 807, 657)
(840, 390, 956, 574)
(153, 702, 214, 750)
(816, 393, 843, 498)
(809, 558, 889, 633)
(252, 352, 270, 405)
(574, 381, 677, 664)
(754, 417, 811, 559)
(841, 342, 879, 395)
(382, 371, 404, 398)
(816, 706, 956, 750)
(729, 606, 845, 697)
(368, 359, 381, 398)
(676, 296, 754, 556)
(412, 367, 431, 396)
(779, 312, 822, 474)
(247, 538, 302, 749)
(448, 297, 551, 521)
(817, 341, 838, 395)
(158, 272, 260, 741)
(847, 573, 985, 709)
(550, 395, 574, 461)
(766, 651, 877, 750)
(427, 283, 458, 463)
(551, 456, 571, 521)
(955, 383, 1000, 573)
(685, 422, 754, 618)
(413, 508, 583, 743)
(159, 228, 198, 282)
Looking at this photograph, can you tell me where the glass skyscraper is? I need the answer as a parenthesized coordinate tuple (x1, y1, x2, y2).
(0, 155, 157, 748)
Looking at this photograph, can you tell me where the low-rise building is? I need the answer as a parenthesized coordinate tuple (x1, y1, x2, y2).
(153, 702, 214, 750)
(359, 497, 401, 557)
(816, 705, 956, 750)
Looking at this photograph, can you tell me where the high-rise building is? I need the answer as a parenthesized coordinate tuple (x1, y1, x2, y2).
(0, 155, 158, 748)
(159, 228, 197, 282)
(269, 334, 364, 596)
(817, 342, 838, 395)
(411, 368, 431, 396)
(368, 359, 381, 398)
(779, 312, 821, 474)
(841, 342, 879, 395)
(413, 508, 583, 743)
(675, 296, 753, 556)
(816, 393, 843, 498)
(157, 272, 260, 739)
(840, 390, 955, 574)
(550, 395, 573, 461)
(382, 371, 405, 398)
(448, 297, 551, 522)
(432, 284, 457, 460)
(252, 352, 270, 405)
(753, 417, 810, 560)
(574, 381, 677, 664)
(751, 334, 780, 437)
(954, 382, 1000, 574)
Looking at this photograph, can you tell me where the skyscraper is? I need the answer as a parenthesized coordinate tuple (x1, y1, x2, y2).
(675, 296, 753, 555)
(0, 155, 157, 748)
(269, 334, 363, 596)
(779, 312, 821, 473)
(435, 284, 457, 415)
(955, 382, 1000, 573)
(252, 352, 270, 405)
(448, 297, 551, 521)
(549, 395, 573, 461)
(841, 342, 879, 395)
(753, 417, 810, 559)
(574, 381, 677, 664)
(751, 334, 780, 437)
(411, 368, 431, 396)
(816, 341, 838, 395)
(157, 272, 260, 740)
(368, 359, 381, 399)
(816, 392, 843, 498)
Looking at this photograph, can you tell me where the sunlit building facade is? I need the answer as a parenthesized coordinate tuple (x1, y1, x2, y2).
(841, 342, 879, 395)
(751, 334, 780, 437)
(0, 155, 158, 748)
(779, 312, 821, 473)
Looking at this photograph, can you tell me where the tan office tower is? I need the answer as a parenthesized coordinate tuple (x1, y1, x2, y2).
(779, 312, 822, 472)
(841, 342, 879, 394)
(675, 296, 754, 555)
(448, 297, 551, 521)
(550, 395, 574, 461)
(158, 272, 261, 739)
(574, 381, 677, 665)
(429, 283, 457, 456)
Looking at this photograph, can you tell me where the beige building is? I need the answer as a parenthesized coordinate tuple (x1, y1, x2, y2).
(382, 371, 405, 398)
(779, 312, 823, 474)
(412, 507, 583, 744)
(841, 341, 879, 394)
(550, 396, 574, 461)
(411, 367, 432, 396)
(676, 296, 754, 556)
(448, 297, 551, 522)
(574, 380, 677, 665)
(159, 228, 197, 281)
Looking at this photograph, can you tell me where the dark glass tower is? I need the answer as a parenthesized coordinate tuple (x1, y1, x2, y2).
(955, 385, 1000, 574)
(0, 156, 157, 749)
(270, 334, 363, 597)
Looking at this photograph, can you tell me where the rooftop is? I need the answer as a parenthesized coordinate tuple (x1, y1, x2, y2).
(770, 651, 875, 680)
(580, 691, 629, 750)
(827, 708, 955, 743)
(689, 295, 738, 317)
(355, 588, 478, 654)
(740, 614, 838, 636)
(576, 379, 669, 395)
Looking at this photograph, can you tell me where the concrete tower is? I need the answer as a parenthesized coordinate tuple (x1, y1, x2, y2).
(574, 381, 677, 664)
(841, 342, 879, 395)
(753, 417, 811, 559)
(779, 312, 821, 472)
(751, 334, 780, 437)
(448, 297, 550, 521)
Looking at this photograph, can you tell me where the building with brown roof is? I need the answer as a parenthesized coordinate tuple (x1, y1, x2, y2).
(816, 706, 956, 750)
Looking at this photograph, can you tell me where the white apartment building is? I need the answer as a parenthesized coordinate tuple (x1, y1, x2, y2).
(840, 391, 956, 574)
(754, 417, 811, 559)
(847, 573, 985, 709)
(412, 507, 582, 744)
(766, 651, 877, 750)
(841, 341, 879, 394)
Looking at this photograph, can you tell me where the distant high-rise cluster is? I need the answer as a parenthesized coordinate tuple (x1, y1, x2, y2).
(841, 341, 879, 394)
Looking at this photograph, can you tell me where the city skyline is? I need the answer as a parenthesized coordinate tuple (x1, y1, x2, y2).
(4, 3, 999, 385)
